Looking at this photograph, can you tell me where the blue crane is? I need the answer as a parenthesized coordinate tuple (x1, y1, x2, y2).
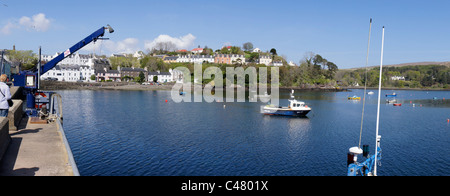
(12, 25, 114, 116)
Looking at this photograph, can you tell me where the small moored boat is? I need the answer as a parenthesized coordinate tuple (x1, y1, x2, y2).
(348, 96, 361, 100)
(262, 90, 311, 117)
(386, 93, 397, 98)
(386, 99, 396, 104)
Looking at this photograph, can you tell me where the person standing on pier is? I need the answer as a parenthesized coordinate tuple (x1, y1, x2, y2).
(0, 74, 11, 117)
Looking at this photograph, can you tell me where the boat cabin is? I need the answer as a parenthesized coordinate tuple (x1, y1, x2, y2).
(290, 100, 306, 108)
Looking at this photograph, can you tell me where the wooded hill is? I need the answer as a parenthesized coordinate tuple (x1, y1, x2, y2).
(336, 62, 450, 89)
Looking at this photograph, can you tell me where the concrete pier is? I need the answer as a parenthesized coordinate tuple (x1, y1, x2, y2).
(0, 117, 75, 176)
(0, 118, 73, 176)
(0, 87, 76, 176)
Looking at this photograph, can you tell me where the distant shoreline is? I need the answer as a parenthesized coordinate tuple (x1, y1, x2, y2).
(40, 81, 450, 92)
(41, 81, 347, 92)
(348, 86, 450, 91)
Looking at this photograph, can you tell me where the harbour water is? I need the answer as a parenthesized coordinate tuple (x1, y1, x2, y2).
(60, 89, 450, 176)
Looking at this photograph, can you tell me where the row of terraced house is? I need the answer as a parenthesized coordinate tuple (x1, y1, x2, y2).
(40, 52, 182, 83)
(160, 54, 283, 66)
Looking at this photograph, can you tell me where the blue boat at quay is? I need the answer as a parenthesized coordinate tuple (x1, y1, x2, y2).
(262, 90, 311, 117)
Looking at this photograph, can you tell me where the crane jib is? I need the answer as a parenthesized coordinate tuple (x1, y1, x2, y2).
(40, 27, 106, 74)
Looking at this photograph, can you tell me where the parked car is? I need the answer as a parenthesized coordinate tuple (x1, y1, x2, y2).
(44, 77, 58, 81)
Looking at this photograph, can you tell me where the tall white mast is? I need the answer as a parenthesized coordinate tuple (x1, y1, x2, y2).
(374, 26, 385, 176)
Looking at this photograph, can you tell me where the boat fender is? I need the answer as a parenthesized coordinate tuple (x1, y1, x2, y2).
(347, 153, 355, 166)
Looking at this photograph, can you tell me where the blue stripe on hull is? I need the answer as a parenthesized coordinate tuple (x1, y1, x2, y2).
(264, 110, 310, 117)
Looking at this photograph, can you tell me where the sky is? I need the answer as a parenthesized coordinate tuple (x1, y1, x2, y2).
(1, 0, 450, 69)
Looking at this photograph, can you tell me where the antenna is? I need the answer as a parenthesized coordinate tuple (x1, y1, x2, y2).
(374, 26, 385, 176)
(358, 18, 373, 149)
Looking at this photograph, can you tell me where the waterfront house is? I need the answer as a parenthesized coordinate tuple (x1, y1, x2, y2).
(118, 66, 148, 81)
(148, 68, 183, 83)
(148, 71, 171, 83)
(41, 65, 82, 82)
(96, 68, 121, 82)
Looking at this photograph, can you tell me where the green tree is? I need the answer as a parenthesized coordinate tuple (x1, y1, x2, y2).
(6, 50, 38, 70)
(109, 56, 139, 70)
(243, 42, 254, 52)
(138, 71, 145, 83)
(247, 52, 260, 63)
(140, 55, 166, 72)
(326, 62, 338, 79)
(230, 46, 244, 55)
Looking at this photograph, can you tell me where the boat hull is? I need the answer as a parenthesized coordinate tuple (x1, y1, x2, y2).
(263, 107, 311, 117)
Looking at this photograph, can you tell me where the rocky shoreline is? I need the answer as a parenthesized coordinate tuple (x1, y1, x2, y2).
(42, 81, 449, 92)
(41, 81, 351, 92)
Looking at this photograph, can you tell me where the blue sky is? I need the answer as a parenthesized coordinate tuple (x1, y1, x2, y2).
(1, 0, 449, 69)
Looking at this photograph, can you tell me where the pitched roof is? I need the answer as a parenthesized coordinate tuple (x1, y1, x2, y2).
(120, 67, 147, 72)
(191, 48, 203, 51)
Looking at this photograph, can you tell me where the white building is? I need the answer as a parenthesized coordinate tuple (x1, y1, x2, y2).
(41, 65, 89, 82)
(40, 58, 110, 82)
(148, 69, 183, 83)
(42, 52, 91, 66)
(176, 55, 215, 63)
(259, 55, 272, 66)
(230, 54, 246, 65)
(391, 76, 405, 81)
(191, 48, 204, 54)
(271, 61, 283, 66)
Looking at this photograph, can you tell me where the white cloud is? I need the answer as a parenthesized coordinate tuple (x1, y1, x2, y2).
(145, 34, 196, 51)
(0, 22, 17, 35)
(19, 13, 51, 32)
(0, 13, 51, 35)
(81, 38, 141, 54)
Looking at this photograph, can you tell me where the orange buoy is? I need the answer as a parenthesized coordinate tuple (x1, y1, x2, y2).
(165, 99, 168, 103)
(447, 119, 450, 123)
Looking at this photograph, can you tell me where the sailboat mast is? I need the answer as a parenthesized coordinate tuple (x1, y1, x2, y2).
(374, 26, 385, 176)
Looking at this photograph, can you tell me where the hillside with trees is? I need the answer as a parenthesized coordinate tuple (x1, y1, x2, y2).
(336, 64, 450, 89)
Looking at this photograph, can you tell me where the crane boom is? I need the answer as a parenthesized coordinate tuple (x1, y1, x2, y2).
(40, 25, 113, 74)
(12, 25, 114, 116)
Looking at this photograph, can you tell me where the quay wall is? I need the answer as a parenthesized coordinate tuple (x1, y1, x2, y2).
(0, 117, 10, 162)
(0, 86, 22, 162)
